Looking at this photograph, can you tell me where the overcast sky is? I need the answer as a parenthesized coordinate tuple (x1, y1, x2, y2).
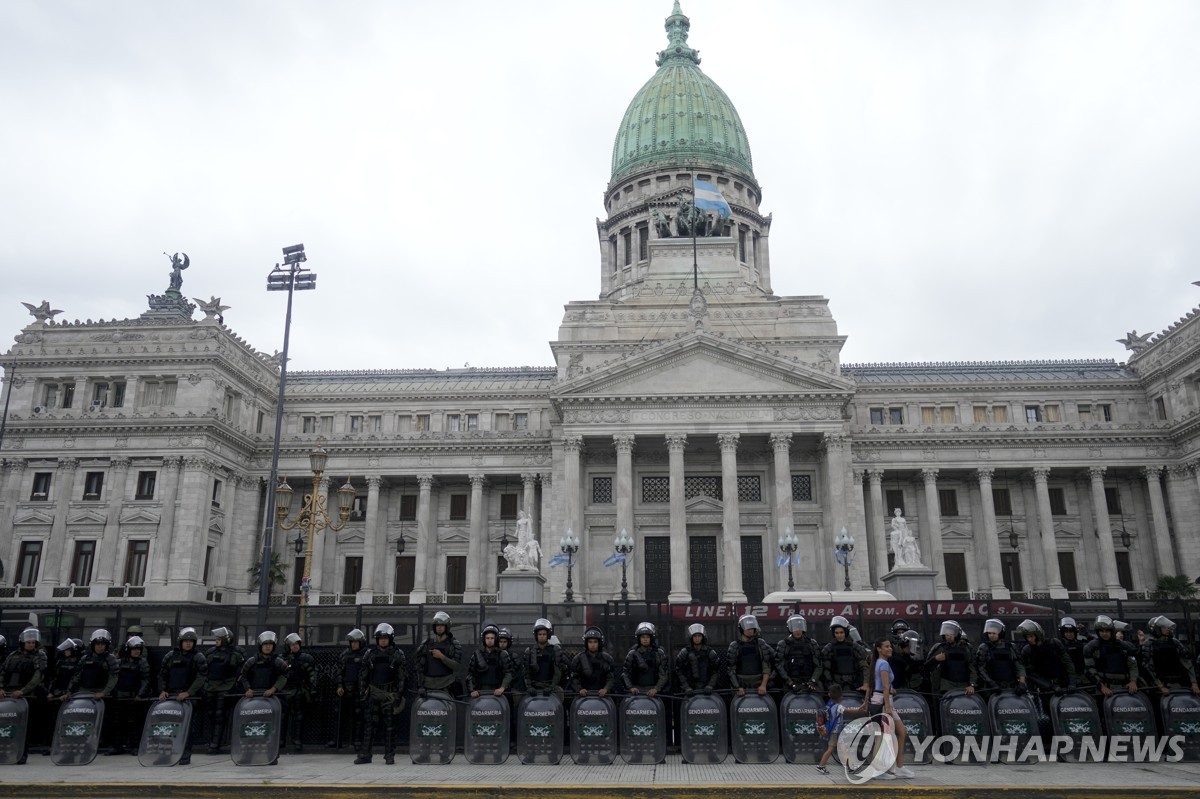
(2, 1, 1198, 372)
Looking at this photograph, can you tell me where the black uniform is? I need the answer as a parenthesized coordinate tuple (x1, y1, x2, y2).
(727, 636, 774, 692)
(571, 649, 616, 694)
(622, 644, 670, 695)
(976, 638, 1026, 693)
(1, 645, 47, 761)
(109, 649, 151, 754)
(1021, 638, 1076, 692)
(675, 643, 721, 695)
(69, 649, 119, 696)
(282, 646, 318, 751)
(357, 644, 407, 762)
(48, 652, 81, 700)
(926, 638, 978, 694)
(774, 634, 823, 691)
(1082, 636, 1139, 691)
(821, 637, 869, 692)
(237, 652, 289, 695)
(1142, 637, 1199, 691)
(334, 643, 367, 749)
(201, 643, 244, 753)
(157, 646, 208, 758)
(523, 643, 565, 701)
(415, 633, 463, 694)
(465, 647, 515, 695)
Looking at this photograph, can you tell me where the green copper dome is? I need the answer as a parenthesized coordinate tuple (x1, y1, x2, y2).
(610, 2, 754, 185)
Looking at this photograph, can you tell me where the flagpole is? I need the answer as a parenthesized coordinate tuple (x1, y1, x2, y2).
(691, 178, 699, 290)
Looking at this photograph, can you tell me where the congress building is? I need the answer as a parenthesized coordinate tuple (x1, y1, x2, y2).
(1, 4, 1196, 617)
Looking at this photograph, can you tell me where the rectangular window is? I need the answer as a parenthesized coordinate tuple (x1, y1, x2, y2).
(1058, 551, 1079, 592)
(1044, 404, 1061, 423)
(638, 225, 648, 261)
(868, 406, 908, 424)
(737, 475, 762, 502)
(1077, 403, 1092, 424)
(1025, 406, 1042, 423)
(973, 406, 988, 423)
(112, 381, 126, 408)
(1104, 486, 1122, 515)
(70, 540, 96, 586)
(684, 476, 722, 500)
(938, 489, 959, 517)
(993, 405, 1009, 423)
(889, 408, 904, 425)
(449, 494, 468, 520)
(738, 228, 747, 261)
(445, 555, 467, 595)
(369, 414, 382, 432)
(447, 414, 461, 432)
(623, 229, 632, 266)
(921, 406, 935, 425)
(499, 493, 518, 519)
(83, 471, 104, 500)
(320, 416, 333, 434)
(30, 472, 51, 500)
(1115, 551, 1134, 591)
(292, 556, 305, 595)
(17, 541, 42, 585)
(415, 414, 430, 432)
(1155, 396, 1167, 420)
(870, 408, 885, 425)
(394, 556, 415, 595)
(92, 382, 109, 408)
(992, 488, 1013, 517)
(202, 546, 215, 586)
(350, 495, 368, 521)
(222, 391, 235, 420)
(343, 556, 364, 594)
(398, 494, 417, 521)
(1000, 552, 1023, 592)
(43, 383, 59, 408)
(139, 379, 175, 407)
(124, 540, 149, 586)
(885, 489, 906, 517)
(592, 477, 613, 504)
(62, 384, 75, 409)
(641, 476, 670, 503)
(494, 412, 509, 430)
(1048, 487, 1067, 515)
(1097, 403, 1112, 422)
(350, 415, 362, 433)
(211, 478, 223, 508)
(922, 406, 954, 425)
(513, 412, 528, 430)
(465, 413, 478, 431)
(791, 474, 813, 502)
(256, 411, 265, 434)
(302, 416, 316, 434)
(135, 471, 156, 500)
(944, 552, 969, 594)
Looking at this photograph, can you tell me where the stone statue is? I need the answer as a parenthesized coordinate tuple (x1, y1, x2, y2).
(653, 209, 672, 239)
(674, 198, 705, 237)
(164, 252, 190, 292)
(890, 508, 923, 568)
(706, 213, 727, 237)
(193, 296, 230, 322)
(1117, 330, 1154, 353)
(502, 510, 542, 573)
(21, 300, 63, 324)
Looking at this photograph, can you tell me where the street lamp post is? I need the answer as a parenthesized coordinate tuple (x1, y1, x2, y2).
(778, 527, 799, 592)
(560, 528, 580, 603)
(257, 244, 317, 630)
(614, 528, 634, 601)
(274, 447, 355, 629)
(834, 527, 856, 592)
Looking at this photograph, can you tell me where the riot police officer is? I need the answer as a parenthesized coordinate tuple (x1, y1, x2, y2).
(1058, 617, 1088, 678)
(239, 632, 289, 699)
(727, 614, 774, 697)
(466, 624, 514, 698)
(356, 623, 407, 765)
(415, 611, 462, 695)
(202, 626, 243, 755)
(497, 627, 522, 693)
(926, 620, 977, 696)
(48, 638, 83, 702)
(774, 615, 823, 692)
(331, 628, 367, 751)
(282, 632, 318, 753)
(975, 618, 1026, 696)
(1017, 620, 1075, 695)
(523, 618, 564, 701)
(0, 628, 47, 763)
(572, 627, 616, 697)
(107, 635, 150, 755)
(822, 616, 869, 693)
(1142, 616, 1200, 696)
(70, 629, 119, 699)
(622, 622, 669, 697)
(0, 634, 7, 665)
(675, 623, 720, 695)
(1082, 616, 1139, 697)
(157, 627, 208, 764)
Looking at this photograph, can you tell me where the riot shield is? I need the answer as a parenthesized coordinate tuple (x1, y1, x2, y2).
(1049, 691, 1101, 762)
(680, 692, 727, 764)
(988, 690, 1039, 763)
(1103, 691, 1157, 737)
(937, 689, 990, 764)
(1161, 689, 1200, 762)
(229, 695, 282, 766)
(0, 697, 29, 765)
(619, 694, 665, 764)
(464, 694, 510, 765)
(517, 693, 564, 765)
(839, 690, 867, 721)
(137, 699, 192, 767)
(570, 694, 617, 765)
(730, 692, 779, 764)
(409, 690, 457, 765)
(51, 694, 105, 766)
(779, 690, 823, 764)
(893, 689, 933, 764)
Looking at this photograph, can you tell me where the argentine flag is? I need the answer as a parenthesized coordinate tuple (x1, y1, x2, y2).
(693, 179, 731, 218)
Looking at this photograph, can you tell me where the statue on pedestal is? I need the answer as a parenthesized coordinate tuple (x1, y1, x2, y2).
(890, 508, 923, 569)
(501, 510, 542, 573)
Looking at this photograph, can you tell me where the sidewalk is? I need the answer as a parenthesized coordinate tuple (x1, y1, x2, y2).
(3, 751, 1200, 799)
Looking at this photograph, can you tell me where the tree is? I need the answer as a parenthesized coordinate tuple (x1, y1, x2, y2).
(247, 551, 288, 592)
(1152, 574, 1199, 601)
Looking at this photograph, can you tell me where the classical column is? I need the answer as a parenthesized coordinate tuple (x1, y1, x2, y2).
(563, 435, 584, 538)
(969, 468, 1006, 598)
(1030, 468, 1067, 598)
(614, 435, 635, 547)
(866, 469, 887, 587)
(41, 458, 79, 587)
(539, 471, 553, 543)
(1142, 467, 1176, 579)
(149, 458, 183, 586)
(1169, 466, 1200, 580)
(362, 476, 382, 594)
(821, 433, 853, 591)
(718, 433, 746, 602)
(465, 473, 486, 602)
(769, 431, 794, 550)
(94, 458, 131, 587)
(1074, 477, 1100, 592)
(411, 474, 434, 603)
(666, 434, 690, 602)
(521, 472, 539, 540)
(922, 468, 952, 597)
(1088, 467, 1126, 598)
(212, 474, 248, 597)
(0, 460, 27, 581)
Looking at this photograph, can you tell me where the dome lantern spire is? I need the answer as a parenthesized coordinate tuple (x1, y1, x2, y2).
(657, 1, 700, 67)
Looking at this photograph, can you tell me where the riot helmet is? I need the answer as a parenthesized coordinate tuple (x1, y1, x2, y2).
(737, 615, 760, 635)
(89, 629, 112, 648)
(635, 622, 656, 643)
(481, 624, 500, 646)
(125, 636, 145, 652)
(431, 611, 451, 633)
(829, 615, 850, 633)
(848, 625, 864, 645)
(983, 618, 1005, 638)
(178, 627, 199, 644)
(0, 634, 6, 653)
(1112, 620, 1131, 639)
(57, 638, 79, 654)
(901, 630, 924, 660)
(126, 625, 144, 637)
(211, 627, 233, 645)
(891, 620, 910, 635)
(283, 632, 302, 648)
(347, 628, 366, 648)
(549, 635, 561, 646)
(497, 627, 513, 646)
(940, 620, 962, 641)
(1093, 615, 1114, 632)
(1059, 617, 1079, 636)
(1017, 619, 1044, 644)
(1149, 616, 1176, 638)
(257, 631, 278, 652)
(374, 622, 395, 642)
(582, 627, 605, 648)
(786, 615, 807, 634)
(688, 623, 707, 644)
(533, 618, 553, 635)
(19, 628, 40, 646)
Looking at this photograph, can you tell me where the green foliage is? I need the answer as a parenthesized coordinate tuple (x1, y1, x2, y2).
(247, 550, 288, 591)
(1152, 574, 1199, 601)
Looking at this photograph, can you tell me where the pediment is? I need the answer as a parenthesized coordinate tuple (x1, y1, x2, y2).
(942, 528, 973, 541)
(120, 508, 161, 525)
(685, 494, 724, 513)
(439, 527, 469, 543)
(338, 530, 364, 544)
(68, 509, 109, 525)
(14, 509, 54, 526)
(207, 518, 224, 536)
(554, 332, 854, 401)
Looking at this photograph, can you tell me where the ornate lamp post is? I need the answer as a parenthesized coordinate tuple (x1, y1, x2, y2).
(834, 527, 856, 592)
(560, 528, 580, 603)
(778, 527, 799, 592)
(274, 447, 355, 628)
(614, 528, 634, 601)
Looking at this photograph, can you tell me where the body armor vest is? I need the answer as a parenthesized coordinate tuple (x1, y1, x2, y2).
(473, 649, 504, 688)
(942, 645, 970, 684)
(988, 644, 1016, 683)
(831, 642, 856, 677)
(115, 660, 142, 693)
(370, 654, 397, 686)
(632, 649, 659, 686)
(424, 640, 453, 678)
(342, 650, 364, 686)
(78, 656, 107, 690)
(1151, 639, 1182, 682)
(736, 640, 763, 676)
(530, 646, 556, 684)
(165, 652, 195, 692)
(1028, 642, 1064, 681)
(1098, 641, 1129, 676)
(783, 639, 816, 679)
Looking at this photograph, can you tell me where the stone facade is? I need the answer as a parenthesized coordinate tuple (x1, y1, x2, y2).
(1, 5, 1196, 609)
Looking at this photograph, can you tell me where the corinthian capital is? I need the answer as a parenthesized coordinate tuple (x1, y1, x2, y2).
(717, 433, 740, 452)
(769, 432, 792, 453)
(665, 434, 688, 452)
(613, 434, 636, 454)
(562, 435, 584, 453)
